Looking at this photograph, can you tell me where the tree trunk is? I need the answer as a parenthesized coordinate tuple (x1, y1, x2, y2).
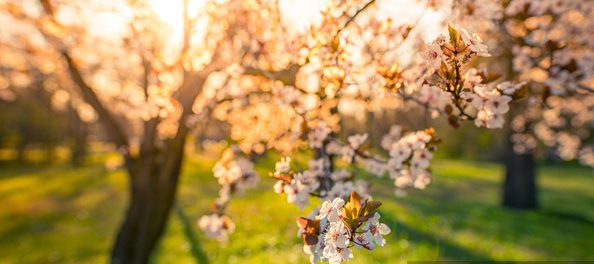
(70, 111, 88, 167)
(16, 141, 26, 163)
(71, 132, 88, 166)
(110, 147, 185, 264)
(108, 64, 201, 263)
(502, 137, 538, 209)
(44, 144, 55, 164)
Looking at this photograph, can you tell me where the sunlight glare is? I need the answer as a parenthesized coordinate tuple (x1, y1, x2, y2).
(148, 0, 204, 45)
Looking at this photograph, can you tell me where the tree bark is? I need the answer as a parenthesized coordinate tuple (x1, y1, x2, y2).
(69, 106, 88, 166)
(70, 130, 88, 166)
(502, 137, 538, 209)
(16, 141, 27, 163)
(110, 144, 185, 264)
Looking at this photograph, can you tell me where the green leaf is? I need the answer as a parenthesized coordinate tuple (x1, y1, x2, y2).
(440, 60, 450, 79)
(363, 201, 382, 215)
(448, 25, 461, 47)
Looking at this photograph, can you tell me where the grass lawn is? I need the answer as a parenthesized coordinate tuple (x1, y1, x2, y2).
(0, 153, 593, 263)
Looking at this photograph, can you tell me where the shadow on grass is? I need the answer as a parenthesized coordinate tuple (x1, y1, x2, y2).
(0, 166, 123, 262)
(538, 209, 594, 226)
(0, 166, 105, 240)
(379, 211, 493, 261)
(388, 187, 594, 260)
(365, 161, 594, 260)
(174, 203, 209, 264)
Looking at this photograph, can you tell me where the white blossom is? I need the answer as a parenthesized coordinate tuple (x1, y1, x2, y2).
(308, 158, 327, 176)
(284, 180, 312, 209)
(309, 122, 332, 149)
(347, 133, 368, 149)
(330, 170, 351, 182)
(364, 158, 386, 177)
(484, 94, 512, 114)
(198, 214, 235, 242)
(275, 157, 291, 174)
(497, 81, 524, 95)
(422, 37, 446, 70)
(360, 213, 391, 247)
(317, 198, 345, 223)
(460, 28, 491, 57)
(389, 143, 412, 164)
(322, 222, 353, 264)
(381, 125, 402, 150)
(411, 149, 433, 172)
(353, 232, 375, 251)
(323, 222, 350, 248)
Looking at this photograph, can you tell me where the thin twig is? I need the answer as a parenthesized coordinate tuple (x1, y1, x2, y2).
(336, 0, 377, 37)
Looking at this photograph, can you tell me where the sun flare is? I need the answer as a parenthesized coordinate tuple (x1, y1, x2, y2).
(147, 0, 205, 45)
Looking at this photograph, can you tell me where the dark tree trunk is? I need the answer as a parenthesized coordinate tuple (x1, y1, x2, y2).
(502, 138, 538, 209)
(110, 138, 186, 264)
(70, 111, 88, 167)
(107, 61, 205, 263)
(44, 144, 55, 164)
(71, 132, 88, 166)
(16, 141, 26, 163)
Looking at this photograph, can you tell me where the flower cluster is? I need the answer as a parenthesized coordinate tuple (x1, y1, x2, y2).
(464, 81, 518, 129)
(197, 3, 520, 263)
(211, 147, 259, 205)
(423, 27, 490, 72)
(446, 0, 594, 166)
(419, 26, 521, 129)
(8, 0, 551, 262)
(198, 214, 235, 242)
(272, 157, 321, 209)
(267, 123, 437, 263)
(198, 146, 259, 241)
(384, 127, 438, 190)
(331, 133, 369, 163)
(503, 0, 594, 164)
(298, 192, 390, 264)
(272, 155, 370, 209)
(309, 122, 333, 149)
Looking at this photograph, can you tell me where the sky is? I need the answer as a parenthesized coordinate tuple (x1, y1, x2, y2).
(0, 0, 446, 62)
(145, 0, 445, 42)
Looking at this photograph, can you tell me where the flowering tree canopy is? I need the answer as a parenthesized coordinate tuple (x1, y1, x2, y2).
(195, 1, 527, 263)
(1, 0, 591, 262)
(442, 0, 594, 166)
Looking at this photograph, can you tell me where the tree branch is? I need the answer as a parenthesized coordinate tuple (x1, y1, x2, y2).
(61, 52, 130, 149)
(37, 0, 130, 150)
(335, 0, 376, 37)
(576, 85, 594, 93)
(243, 64, 300, 86)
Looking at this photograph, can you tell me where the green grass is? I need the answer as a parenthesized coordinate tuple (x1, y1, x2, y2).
(0, 154, 593, 263)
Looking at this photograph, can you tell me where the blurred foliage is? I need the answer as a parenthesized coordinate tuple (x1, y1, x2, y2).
(0, 94, 65, 161)
(431, 120, 506, 160)
(0, 94, 511, 166)
(339, 109, 506, 162)
(0, 91, 89, 165)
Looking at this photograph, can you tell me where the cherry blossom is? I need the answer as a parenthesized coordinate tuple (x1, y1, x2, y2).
(196, 2, 524, 263)
(198, 214, 235, 242)
(446, 0, 594, 165)
(460, 28, 491, 57)
(2, 0, 537, 262)
(275, 157, 291, 174)
(360, 212, 391, 247)
(298, 193, 390, 264)
(309, 121, 333, 149)
(317, 198, 345, 223)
